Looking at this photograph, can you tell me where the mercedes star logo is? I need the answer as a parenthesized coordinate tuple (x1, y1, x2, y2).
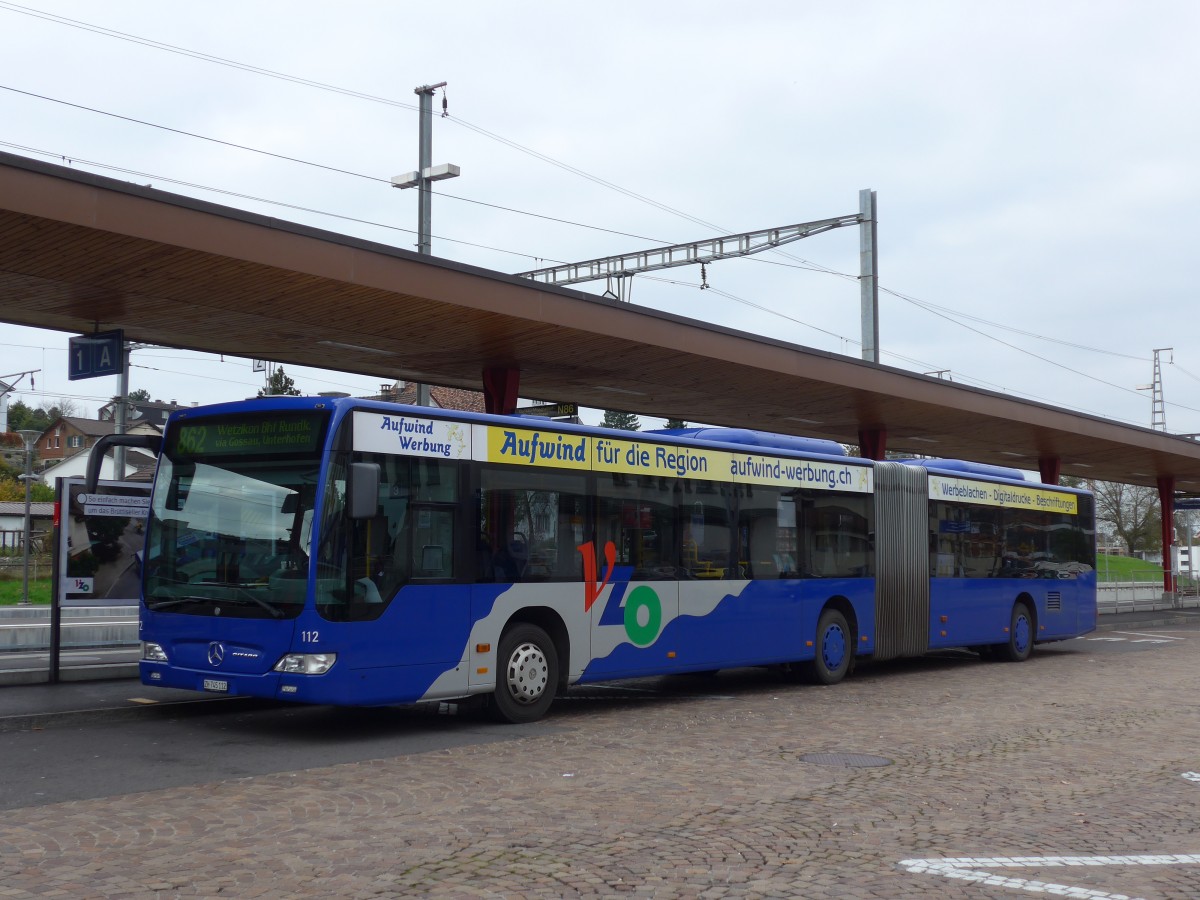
(207, 642, 225, 666)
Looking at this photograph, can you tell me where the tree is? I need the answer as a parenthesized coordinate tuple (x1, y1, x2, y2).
(601, 409, 640, 431)
(1093, 480, 1160, 555)
(53, 398, 80, 419)
(128, 389, 151, 402)
(0, 477, 54, 502)
(5, 399, 50, 433)
(258, 366, 302, 397)
(5, 399, 31, 431)
(664, 418, 688, 430)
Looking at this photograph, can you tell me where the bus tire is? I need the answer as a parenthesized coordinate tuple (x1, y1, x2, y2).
(806, 608, 852, 685)
(997, 601, 1034, 663)
(490, 623, 559, 724)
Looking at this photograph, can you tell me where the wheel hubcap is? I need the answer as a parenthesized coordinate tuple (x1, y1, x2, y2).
(1014, 615, 1031, 652)
(505, 641, 549, 705)
(822, 625, 846, 670)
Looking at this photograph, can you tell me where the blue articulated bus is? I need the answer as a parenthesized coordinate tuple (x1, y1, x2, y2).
(89, 396, 1097, 723)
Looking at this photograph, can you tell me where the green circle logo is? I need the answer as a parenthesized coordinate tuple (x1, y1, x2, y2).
(623, 586, 662, 647)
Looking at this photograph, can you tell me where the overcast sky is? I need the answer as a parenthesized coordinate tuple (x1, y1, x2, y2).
(2, 0, 1199, 436)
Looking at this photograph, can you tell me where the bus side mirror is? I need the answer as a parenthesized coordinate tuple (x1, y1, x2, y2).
(348, 462, 381, 519)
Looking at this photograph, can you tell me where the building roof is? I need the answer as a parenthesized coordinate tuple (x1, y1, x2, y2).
(388, 382, 486, 413)
(0, 502, 54, 518)
(39, 417, 117, 440)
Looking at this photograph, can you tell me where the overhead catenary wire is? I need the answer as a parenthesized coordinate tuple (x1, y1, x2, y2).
(0, 89, 1142, 386)
(5, 137, 1192, 422)
(0, 0, 842, 275)
(882, 286, 1149, 362)
(0, 88, 1163, 373)
(634, 274, 1158, 422)
(0, 3, 1193, 423)
(0, 88, 675, 247)
(880, 286, 1200, 414)
(0, 0, 1186, 346)
(0, 140, 570, 265)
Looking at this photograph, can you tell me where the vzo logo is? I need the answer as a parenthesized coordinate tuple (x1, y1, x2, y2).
(578, 541, 663, 647)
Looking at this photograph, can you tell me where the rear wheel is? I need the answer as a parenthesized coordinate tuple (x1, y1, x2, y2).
(806, 608, 852, 685)
(490, 623, 559, 724)
(997, 601, 1034, 662)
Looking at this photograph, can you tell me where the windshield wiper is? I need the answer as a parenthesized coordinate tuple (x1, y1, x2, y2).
(148, 591, 284, 619)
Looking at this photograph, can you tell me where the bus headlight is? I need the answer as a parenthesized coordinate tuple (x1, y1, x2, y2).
(273, 653, 336, 675)
(141, 642, 168, 662)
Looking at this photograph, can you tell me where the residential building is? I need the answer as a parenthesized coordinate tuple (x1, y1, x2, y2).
(0, 501, 54, 553)
(375, 381, 486, 413)
(31, 417, 160, 480)
(33, 417, 116, 465)
(39, 448, 158, 485)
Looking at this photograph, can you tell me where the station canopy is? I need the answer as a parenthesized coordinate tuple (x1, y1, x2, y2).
(2, 150, 1200, 494)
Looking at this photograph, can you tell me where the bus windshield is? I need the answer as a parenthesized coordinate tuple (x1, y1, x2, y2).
(142, 410, 330, 619)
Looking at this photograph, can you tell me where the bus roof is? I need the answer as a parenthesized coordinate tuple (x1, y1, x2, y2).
(646, 427, 846, 457)
(896, 458, 1025, 482)
(170, 397, 1095, 489)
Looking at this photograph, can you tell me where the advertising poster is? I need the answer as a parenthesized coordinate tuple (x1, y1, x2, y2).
(57, 478, 151, 607)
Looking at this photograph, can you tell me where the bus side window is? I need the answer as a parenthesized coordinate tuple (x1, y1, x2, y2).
(479, 467, 587, 583)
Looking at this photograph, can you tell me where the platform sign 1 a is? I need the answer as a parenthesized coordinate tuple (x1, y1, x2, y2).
(56, 477, 150, 606)
(68, 329, 125, 381)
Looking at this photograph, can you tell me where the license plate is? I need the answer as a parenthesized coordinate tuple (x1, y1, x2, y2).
(202, 678, 229, 692)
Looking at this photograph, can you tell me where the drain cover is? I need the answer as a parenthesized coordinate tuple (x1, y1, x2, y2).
(800, 752, 892, 768)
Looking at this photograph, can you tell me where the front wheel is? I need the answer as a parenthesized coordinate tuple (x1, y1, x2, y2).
(490, 623, 559, 724)
(805, 608, 853, 685)
(997, 601, 1034, 662)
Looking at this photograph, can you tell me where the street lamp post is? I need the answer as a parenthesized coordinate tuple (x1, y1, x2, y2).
(16, 429, 41, 606)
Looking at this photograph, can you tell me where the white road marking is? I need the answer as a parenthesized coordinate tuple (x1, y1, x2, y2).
(901, 775, 1200, 896)
(899, 854, 1200, 899)
(1111, 631, 1183, 641)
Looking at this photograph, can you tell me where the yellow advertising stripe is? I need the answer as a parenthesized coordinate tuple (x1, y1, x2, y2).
(929, 475, 1078, 515)
(480, 425, 874, 493)
(592, 436, 729, 482)
(730, 453, 874, 493)
(485, 425, 590, 471)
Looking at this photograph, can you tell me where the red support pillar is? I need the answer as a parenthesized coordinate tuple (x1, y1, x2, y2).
(857, 427, 887, 461)
(482, 366, 520, 415)
(1158, 475, 1176, 596)
(1038, 456, 1061, 486)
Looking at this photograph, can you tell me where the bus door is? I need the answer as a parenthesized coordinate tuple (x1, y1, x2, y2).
(319, 454, 468, 680)
(589, 476, 681, 677)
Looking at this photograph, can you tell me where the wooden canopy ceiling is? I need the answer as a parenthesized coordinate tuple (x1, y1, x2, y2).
(2, 150, 1199, 493)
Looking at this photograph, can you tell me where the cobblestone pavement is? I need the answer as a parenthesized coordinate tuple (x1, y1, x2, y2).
(2, 634, 1199, 899)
